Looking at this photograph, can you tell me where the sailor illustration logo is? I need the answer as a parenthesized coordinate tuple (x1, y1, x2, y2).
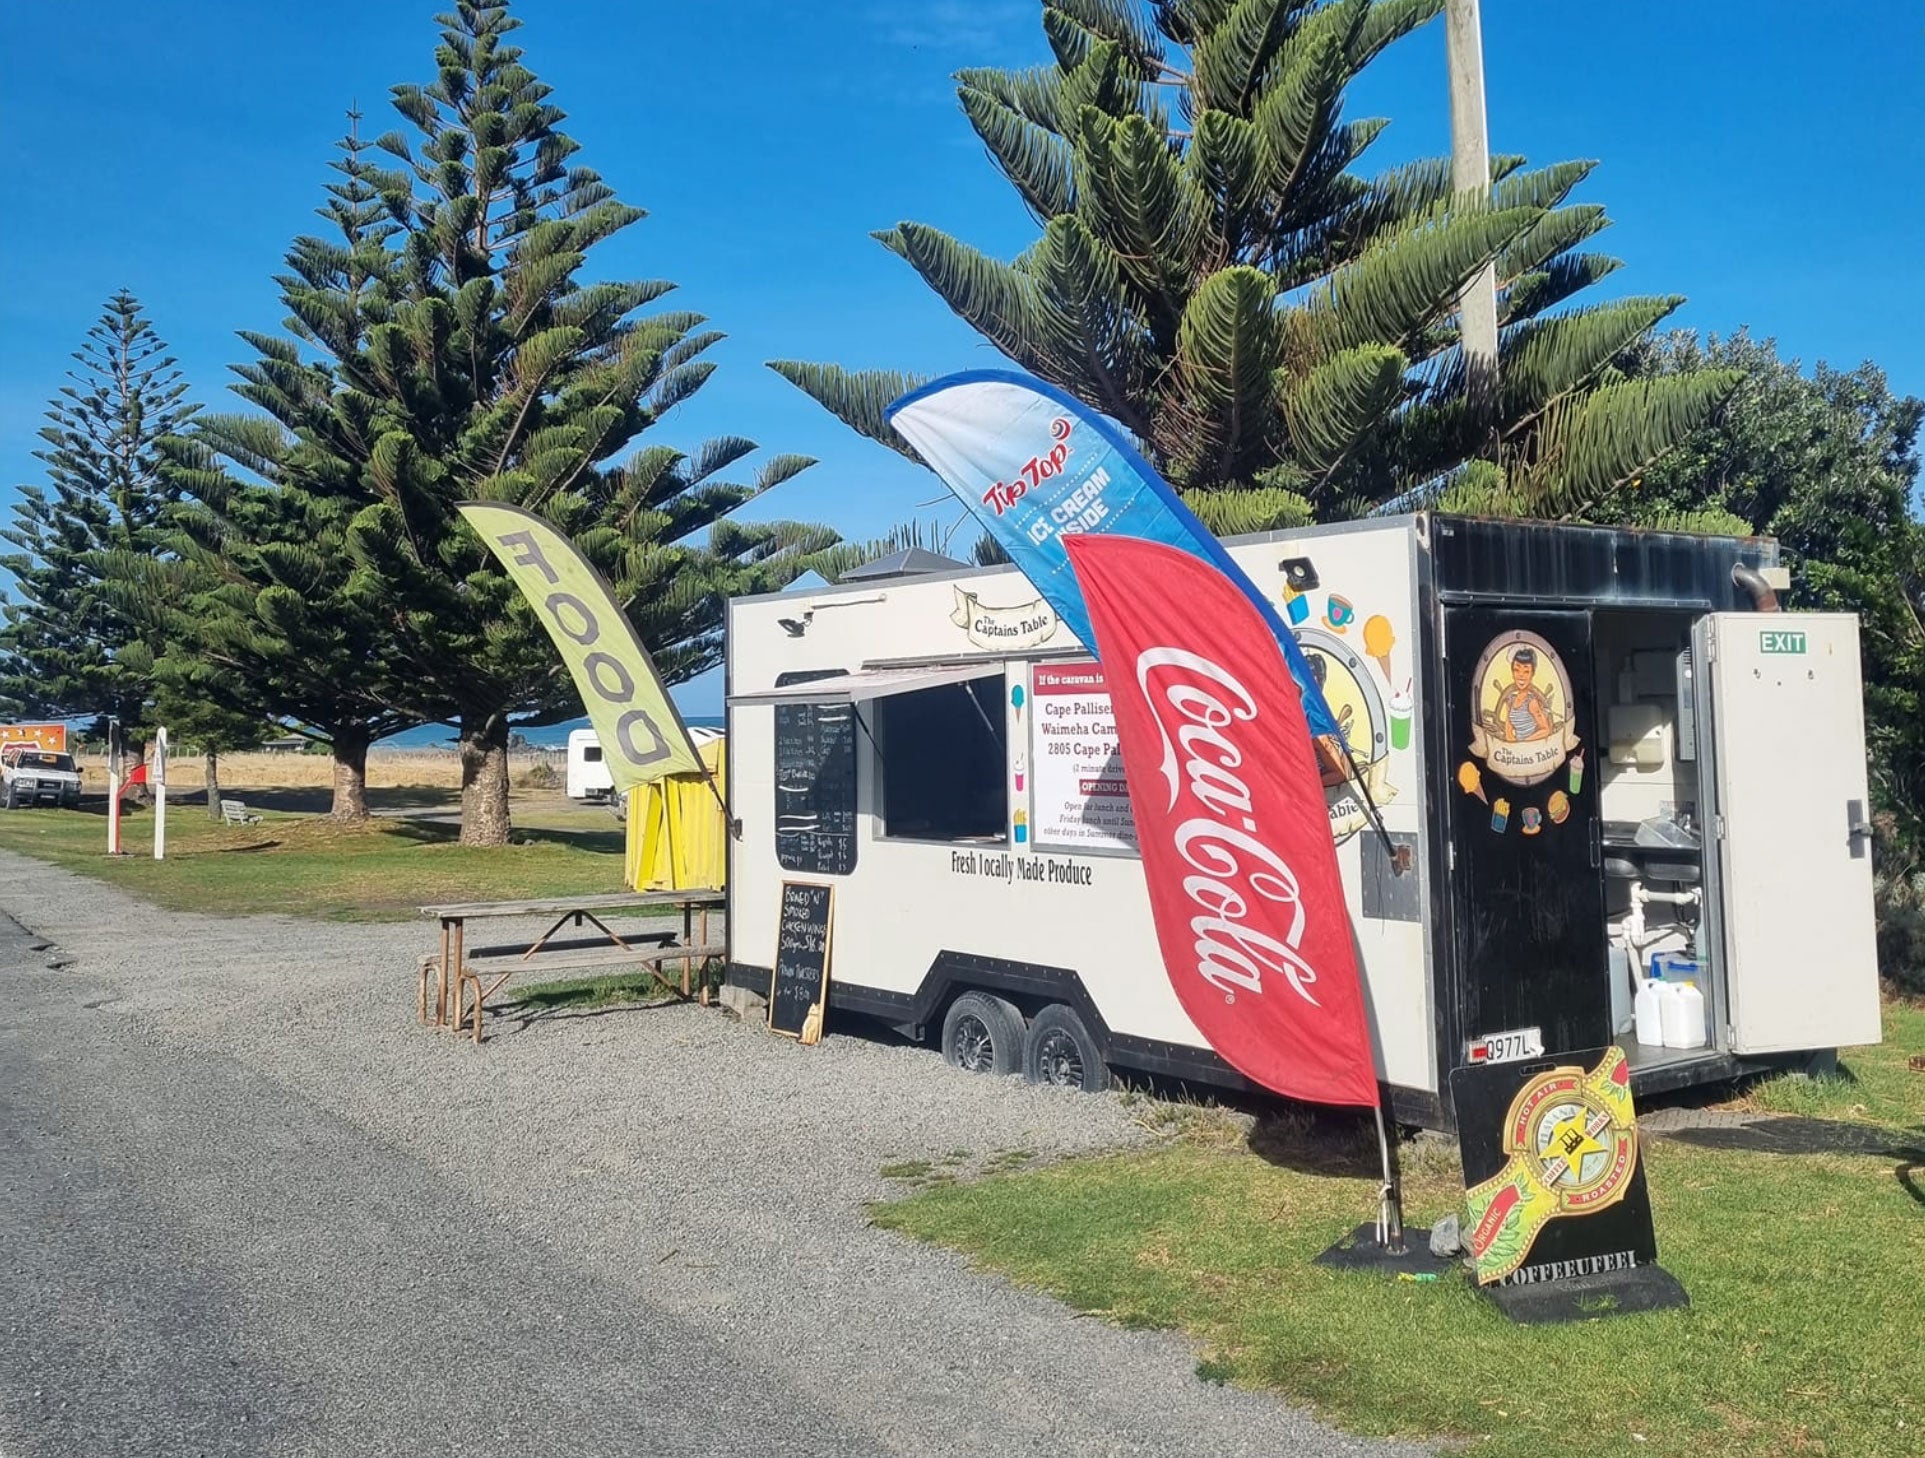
(1467, 631, 1581, 789)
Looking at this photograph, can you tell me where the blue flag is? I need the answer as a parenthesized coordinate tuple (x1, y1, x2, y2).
(886, 369, 1345, 743)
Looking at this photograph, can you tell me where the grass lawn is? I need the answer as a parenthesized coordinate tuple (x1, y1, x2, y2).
(876, 1014, 1925, 1458)
(1728, 1000, 1925, 1128)
(0, 795, 628, 920)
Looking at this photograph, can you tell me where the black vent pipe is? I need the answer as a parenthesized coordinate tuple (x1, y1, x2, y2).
(1731, 561, 1780, 612)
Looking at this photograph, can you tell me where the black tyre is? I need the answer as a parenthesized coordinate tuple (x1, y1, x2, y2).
(1022, 1003, 1109, 1093)
(941, 991, 1025, 1076)
(3, 787, 15, 811)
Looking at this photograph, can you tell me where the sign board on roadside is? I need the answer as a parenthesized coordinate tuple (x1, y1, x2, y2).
(770, 881, 832, 1042)
(0, 723, 67, 754)
(1450, 1046, 1685, 1322)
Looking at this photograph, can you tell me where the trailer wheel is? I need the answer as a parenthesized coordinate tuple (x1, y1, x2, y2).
(1023, 1004, 1109, 1093)
(941, 991, 1024, 1076)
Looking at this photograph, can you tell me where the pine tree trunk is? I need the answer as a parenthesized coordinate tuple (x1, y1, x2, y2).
(205, 750, 221, 821)
(459, 714, 512, 847)
(331, 729, 372, 822)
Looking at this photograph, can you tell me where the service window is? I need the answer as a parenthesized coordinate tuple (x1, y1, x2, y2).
(582, 745, 603, 763)
(876, 678, 1007, 842)
(774, 669, 858, 875)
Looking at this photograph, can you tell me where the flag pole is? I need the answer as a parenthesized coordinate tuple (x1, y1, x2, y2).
(1372, 1092, 1406, 1253)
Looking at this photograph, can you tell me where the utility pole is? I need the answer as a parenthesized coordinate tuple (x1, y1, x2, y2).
(1446, 0, 1500, 396)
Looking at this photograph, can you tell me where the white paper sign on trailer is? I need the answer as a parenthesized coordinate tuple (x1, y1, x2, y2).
(1026, 662, 1136, 853)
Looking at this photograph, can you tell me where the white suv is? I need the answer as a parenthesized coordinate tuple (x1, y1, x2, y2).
(2, 749, 82, 809)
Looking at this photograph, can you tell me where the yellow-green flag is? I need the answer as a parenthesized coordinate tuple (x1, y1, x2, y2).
(457, 502, 703, 792)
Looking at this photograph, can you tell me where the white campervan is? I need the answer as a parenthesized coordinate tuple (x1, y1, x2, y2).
(565, 728, 615, 803)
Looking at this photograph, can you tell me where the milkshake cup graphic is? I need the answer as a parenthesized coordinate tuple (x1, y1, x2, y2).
(1568, 752, 1585, 795)
(1490, 797, 1510, 833)
(1014, 753, 1026, 794)
(1389, 681, 1413, 751)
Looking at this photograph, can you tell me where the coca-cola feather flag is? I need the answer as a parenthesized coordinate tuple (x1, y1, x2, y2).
(1065, 533, 1379, 1108)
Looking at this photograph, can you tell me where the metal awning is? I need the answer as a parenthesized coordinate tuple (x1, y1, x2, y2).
(727, 662, 1002, 707)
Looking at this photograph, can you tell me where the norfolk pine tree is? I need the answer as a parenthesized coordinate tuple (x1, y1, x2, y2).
(141, 119, 451, 820)
(194, 6, 836, 844)
(777, 0, 1737, 527)
(1, 291, 194, 736)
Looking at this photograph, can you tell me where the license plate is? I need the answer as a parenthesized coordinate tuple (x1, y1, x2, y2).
(1467, 1027, 1545, 1065)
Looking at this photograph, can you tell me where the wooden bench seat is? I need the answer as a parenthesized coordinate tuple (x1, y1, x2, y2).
(462, 930, 677, 962)
(417, 890, 723, 1038)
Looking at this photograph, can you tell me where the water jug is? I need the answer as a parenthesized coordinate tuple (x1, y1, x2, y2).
(1661, 980, 1708, 1050)
(1633, 979, 1667, 1047)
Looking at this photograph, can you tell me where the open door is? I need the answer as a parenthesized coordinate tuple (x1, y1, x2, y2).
(1696, 613, 1881, 1055)
(1443, 606, 1607, 1059)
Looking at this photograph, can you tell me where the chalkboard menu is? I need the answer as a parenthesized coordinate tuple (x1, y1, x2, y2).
(774, 669, 857, 876)
(769, 881, 833, 1039)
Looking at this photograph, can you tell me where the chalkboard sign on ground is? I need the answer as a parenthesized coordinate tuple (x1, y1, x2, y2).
(769, 881, 833, 1040)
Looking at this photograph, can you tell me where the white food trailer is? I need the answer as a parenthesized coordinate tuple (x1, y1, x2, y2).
(723, 515, 1883, 1128)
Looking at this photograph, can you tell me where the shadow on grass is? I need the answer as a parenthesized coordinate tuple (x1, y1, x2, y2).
(1245, 1105, 1386, 1180)
(228, 786, 457, 815)
(67, 786, 458, 818)
(511, 824, 627, 855)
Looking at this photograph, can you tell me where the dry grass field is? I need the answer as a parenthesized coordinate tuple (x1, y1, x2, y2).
(67, 746, 566, 793)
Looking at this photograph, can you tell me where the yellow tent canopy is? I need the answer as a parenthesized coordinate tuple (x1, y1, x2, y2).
(624, 730, 726, 892)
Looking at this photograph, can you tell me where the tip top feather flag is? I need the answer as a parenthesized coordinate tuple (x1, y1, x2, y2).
(884, 369, 1345, 746)
(1065, 533, 1378, 1108)
(457, 502, 703, 795)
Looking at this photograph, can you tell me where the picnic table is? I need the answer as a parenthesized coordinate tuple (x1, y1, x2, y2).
(418, 889, 725, 1045)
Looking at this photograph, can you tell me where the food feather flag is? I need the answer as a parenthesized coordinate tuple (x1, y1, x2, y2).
(457, 502, 703, 793)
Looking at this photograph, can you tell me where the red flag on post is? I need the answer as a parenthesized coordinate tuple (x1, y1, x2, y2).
(1065, 533, 1378, 1108)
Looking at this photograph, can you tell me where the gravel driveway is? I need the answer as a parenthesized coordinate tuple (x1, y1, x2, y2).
(0, 850, 1425, 1457)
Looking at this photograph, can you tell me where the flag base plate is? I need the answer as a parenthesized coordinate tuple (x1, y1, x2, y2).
(1312, 1223, 1456, 1276)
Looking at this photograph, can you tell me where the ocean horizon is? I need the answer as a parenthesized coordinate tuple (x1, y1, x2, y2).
(377, 714, 726, 751)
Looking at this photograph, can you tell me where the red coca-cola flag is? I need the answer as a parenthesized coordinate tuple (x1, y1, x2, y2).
(1064, 533, 1378, 1107)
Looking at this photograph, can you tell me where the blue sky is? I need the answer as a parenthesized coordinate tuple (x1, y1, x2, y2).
(3, 1, 1921, 719)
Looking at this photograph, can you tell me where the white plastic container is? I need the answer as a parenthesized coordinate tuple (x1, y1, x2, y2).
(1661, 980, 1708, 1050)
(1633, 979, 1668, 1047)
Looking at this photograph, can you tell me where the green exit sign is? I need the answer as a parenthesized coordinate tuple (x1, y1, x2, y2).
(1760, 629, 1807, 655)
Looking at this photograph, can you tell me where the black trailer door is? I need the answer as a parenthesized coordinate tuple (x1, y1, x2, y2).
(1442, 606, 1606, 1060)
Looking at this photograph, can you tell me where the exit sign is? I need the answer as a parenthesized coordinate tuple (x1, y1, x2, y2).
(1760, 630, 1807, 655)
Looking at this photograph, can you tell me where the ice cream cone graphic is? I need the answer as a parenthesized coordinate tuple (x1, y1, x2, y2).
(1458, 761, 1488, 804)
(1363, 615, 1395, 682)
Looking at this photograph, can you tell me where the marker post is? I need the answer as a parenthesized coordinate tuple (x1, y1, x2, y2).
(107, 719, 123, 856)
(153, 727, 168, 862)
